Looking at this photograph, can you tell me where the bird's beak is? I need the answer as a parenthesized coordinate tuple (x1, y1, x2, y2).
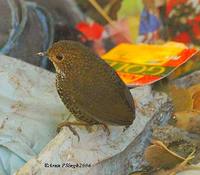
(37, 51, 48, 57)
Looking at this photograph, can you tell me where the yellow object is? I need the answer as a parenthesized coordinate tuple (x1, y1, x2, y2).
(101, 42, 198, 86)
(102, 42, 187, 65)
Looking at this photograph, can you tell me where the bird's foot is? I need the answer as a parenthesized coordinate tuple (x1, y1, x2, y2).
(57, 121, 91, 141)
(57, 121, 111, 141)
(98, 123, 110, 136)
(123, 125, 130, 132)
(78, 123, 110, 135)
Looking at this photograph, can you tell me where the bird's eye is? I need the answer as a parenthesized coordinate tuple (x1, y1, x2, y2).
(56, 53, 64, 61)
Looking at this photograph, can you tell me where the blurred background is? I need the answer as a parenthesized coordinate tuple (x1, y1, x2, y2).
(1, 0, 200, 71)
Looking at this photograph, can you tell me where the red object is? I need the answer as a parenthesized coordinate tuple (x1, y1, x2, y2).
(173, 32, 191, 43)
(133, 75, 159, 86)
(163, 48, 197, 67)
(166, 0, 187, 16)
(189, 16, 200, 39)
(76, 22, 104, 40)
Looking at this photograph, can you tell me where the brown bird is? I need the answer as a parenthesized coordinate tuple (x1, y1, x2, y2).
(39, 40, 135, 135)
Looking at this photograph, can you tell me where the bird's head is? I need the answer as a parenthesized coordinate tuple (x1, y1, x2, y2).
(38, 40, 88, 73)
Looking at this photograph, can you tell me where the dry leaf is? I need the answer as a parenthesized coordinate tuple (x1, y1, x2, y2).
(188, 84, 200, 97)
(155, 151, 196, 175)
(169, 86, 192, 112)
(187, 84, 200, 111)
(174, 111, 200, 134)
(145, 141, 196, 175)
(144, 140, 185, 169)
(192, 91, 200, 111)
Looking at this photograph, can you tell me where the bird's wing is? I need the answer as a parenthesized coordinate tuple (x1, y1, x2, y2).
(69, 57, 135, 126)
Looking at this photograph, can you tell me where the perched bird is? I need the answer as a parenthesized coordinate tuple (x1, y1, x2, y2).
(38, 40, 135, 133)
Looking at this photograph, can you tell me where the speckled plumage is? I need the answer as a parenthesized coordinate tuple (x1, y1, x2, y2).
(47, 40, 135, 125)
